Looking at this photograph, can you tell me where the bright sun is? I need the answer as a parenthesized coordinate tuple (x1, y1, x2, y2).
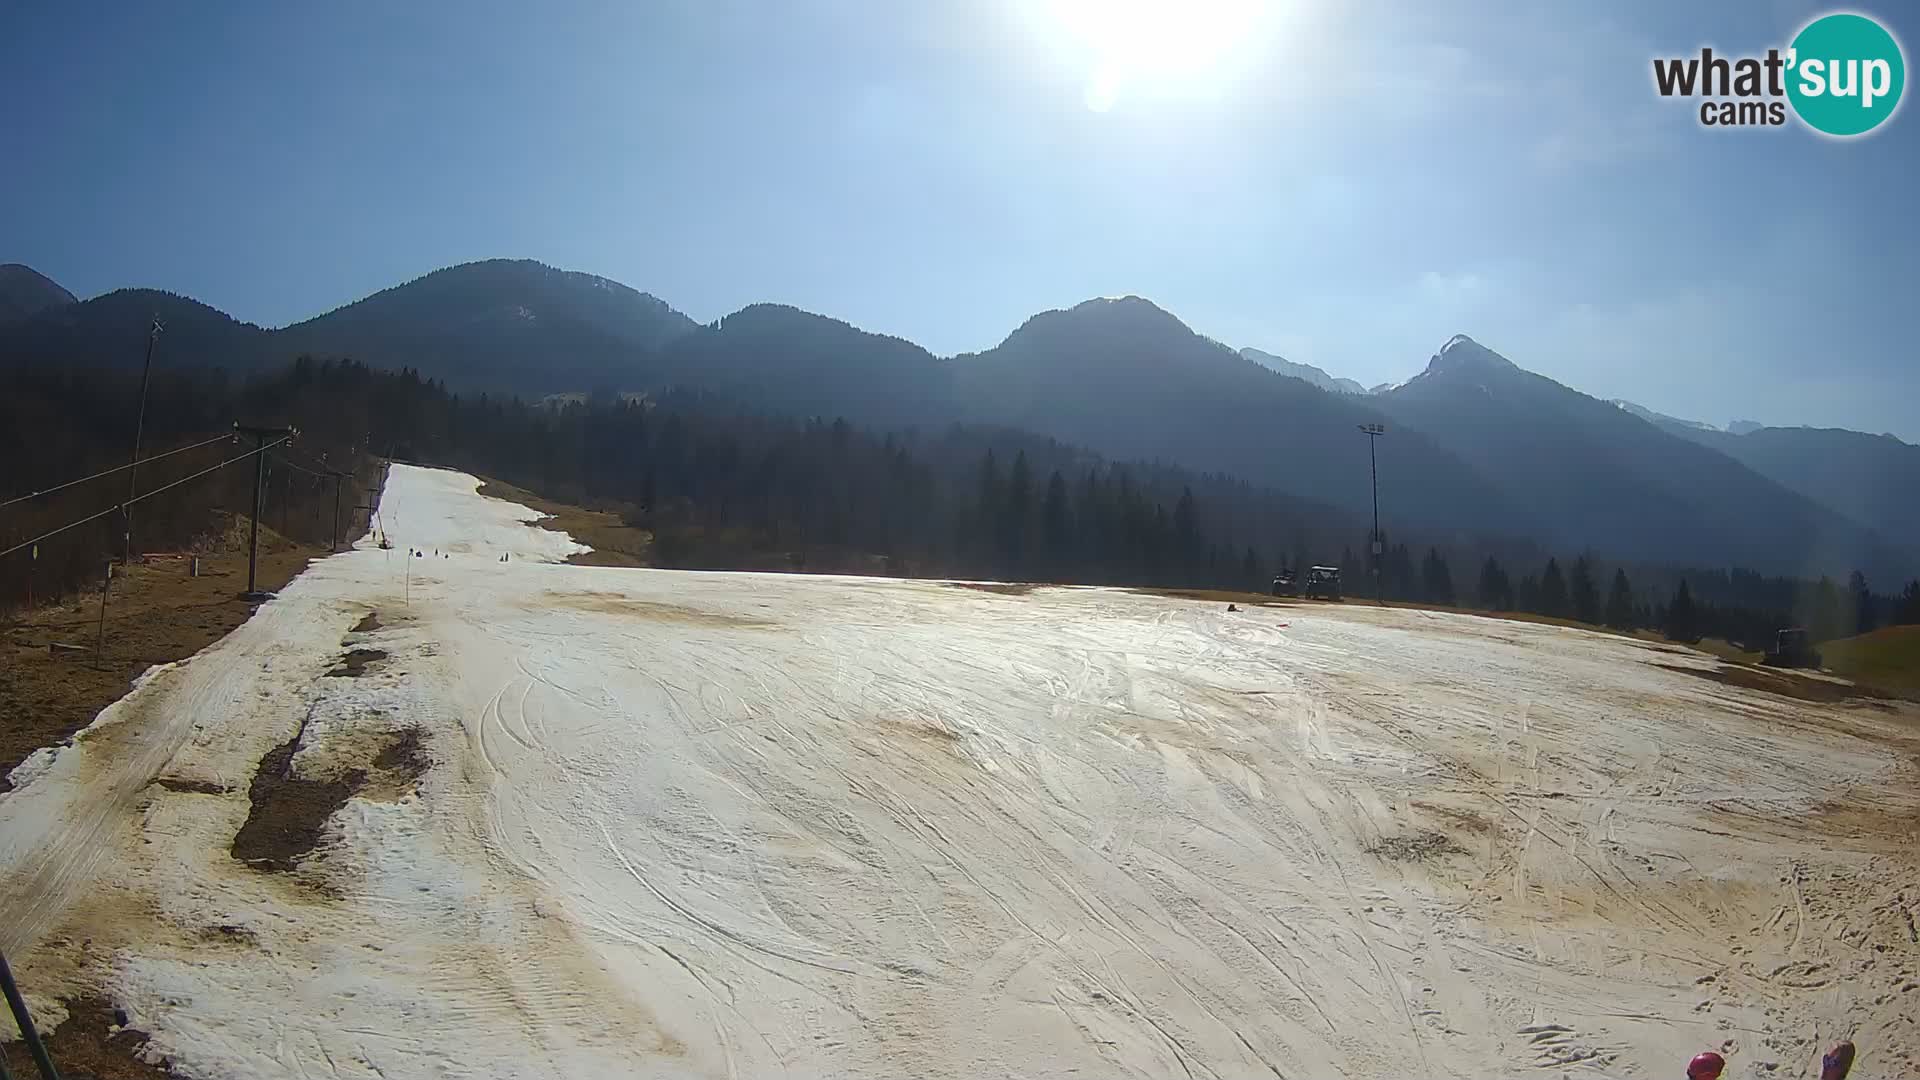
(1049, 0, 1267, 111)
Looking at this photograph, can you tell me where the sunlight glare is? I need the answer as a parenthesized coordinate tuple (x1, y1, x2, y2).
(1051, 0, 1268, 110)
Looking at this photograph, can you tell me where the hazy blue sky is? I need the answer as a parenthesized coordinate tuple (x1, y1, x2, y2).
(6, 1, 1916, 438)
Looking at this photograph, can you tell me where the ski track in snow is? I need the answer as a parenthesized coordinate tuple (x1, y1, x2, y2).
(3, 464, 1918, 1079)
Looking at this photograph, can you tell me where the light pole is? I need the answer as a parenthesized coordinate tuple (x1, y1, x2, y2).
(124, 317, 164, 563)
(1358, 423, 1386, 604)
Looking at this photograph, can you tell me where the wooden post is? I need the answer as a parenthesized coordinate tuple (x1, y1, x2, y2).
(94, 559, 111, 670)
(235, 424, 295, 599)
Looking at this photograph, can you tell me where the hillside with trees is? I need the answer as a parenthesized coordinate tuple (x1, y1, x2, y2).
(4, 259, 1913, 598)
(6, 357, 1915, 661)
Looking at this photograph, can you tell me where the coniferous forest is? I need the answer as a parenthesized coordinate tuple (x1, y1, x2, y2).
(5, 357, 1916, 648)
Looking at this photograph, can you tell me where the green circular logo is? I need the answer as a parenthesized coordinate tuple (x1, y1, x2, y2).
(1787, 13, 1905, 136)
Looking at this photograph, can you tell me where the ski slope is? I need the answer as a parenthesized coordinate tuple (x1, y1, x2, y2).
(3, 464, 1917, 1079)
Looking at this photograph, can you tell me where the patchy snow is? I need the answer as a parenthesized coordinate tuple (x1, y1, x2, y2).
(2, 465, 1918, 1079)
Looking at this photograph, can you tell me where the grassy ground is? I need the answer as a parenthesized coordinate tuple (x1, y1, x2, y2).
(1820, 625, 1920, 698)
(475, 479, 651, 567)
(0, 516, 322, 789)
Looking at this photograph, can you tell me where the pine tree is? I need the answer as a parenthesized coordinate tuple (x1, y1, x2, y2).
(1665, 579, 1698, 642)
(1897, 580, 1920, 625)
(1848, 570, 1875, 635)
(1173, 487, 1199, 571)
(1517, 574, 1540, 613)
(1042, 470, 1071, 571)
(1604, 568, 1635, 629)
(1421, 548, 1455, 605)
(1002, 450, 1032, 573)
(1539, 558, 1569, 617)
(1569, 556, 1600, 624)
(1477, 556, 1513, 610)
(1385, 543, 1416, 600)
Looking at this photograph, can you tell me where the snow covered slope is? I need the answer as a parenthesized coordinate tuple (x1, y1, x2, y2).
(3, 465, 1916, 1079)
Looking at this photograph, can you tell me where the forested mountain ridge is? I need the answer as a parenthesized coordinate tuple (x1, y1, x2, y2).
(2, 259, 1911, 581)
(652, 304, 954, 429)
(1373, 335, 1907, 581)
(0, 263, 76, 323)
(276, 259, 697, 391)
(0, 287, 272, 372)
(0, 259, 695, 393)
(1239, 346, 1368, 395)
(6, 357, 1913, 654)
(949, 297, 1528, 541)
(1651, 421, 1920, 550)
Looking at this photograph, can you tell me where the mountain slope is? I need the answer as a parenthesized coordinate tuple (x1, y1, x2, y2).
(1239, 347, 1367, 395)
(0, 264, 77, 323)
(0, 288, 270, 372)
(277, 259, 697, 390)
(1611, 399, 1718, 432)
(1656, 422, 1920, 553)
(654, 304, 954, 427)
(1375, 335, 1909, 579)
(951, 298, 1521, 535)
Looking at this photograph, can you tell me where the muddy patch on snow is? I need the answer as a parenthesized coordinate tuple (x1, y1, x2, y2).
(944, 581, 1040, 596)
(327, 647, 389, 678)
(350, 610, 382, 634)
(363, 728, 432, 801)
(1413, 800, 1496, 836)
(1368, 830, 1467, 862)
(1655, 662, 1898, 707)
(198, 921, 259, 947)
(0, 996, 181, 1079)
(232, 723, 433, 872)
(542, 591, 772, 628)
(150, 776, 227, 795)
(231, 729, 363, 874)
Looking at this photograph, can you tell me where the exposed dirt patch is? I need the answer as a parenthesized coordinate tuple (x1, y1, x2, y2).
(544, 591, 772, 628)
(151, 777, 226, 795)
(1128, 587, 1301, 607)
(0, 996, 180, 1079)
(945, 581, 1042, 596)
(1414, 801, 1495, 835)
(1656, 662, 1899, 706)
(350, 610, 381, 634)
(199, 922, 259, 946)
(876, 715, 963, 749)
(0, 536, 321, 791)
(327, 647, 389, 678)
(374, 727, 429, 774)
(1368, 830, 1467, 862)
(362, 728, 433, 801)
(477, 479, 651, 567)
(230, 728, 363, 874)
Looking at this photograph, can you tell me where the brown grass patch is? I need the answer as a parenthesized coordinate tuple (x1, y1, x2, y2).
(476, 479, 651, 567)
(944, 581, 1041, 596)
(543, 591, 772, 628)
(1128, 587, 1302, 607)
(1820, 625, 1920, 699)
(1655, 662, 1899, 706)
(0, 996, 180, 1079)
(0, 536, 323, 791)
